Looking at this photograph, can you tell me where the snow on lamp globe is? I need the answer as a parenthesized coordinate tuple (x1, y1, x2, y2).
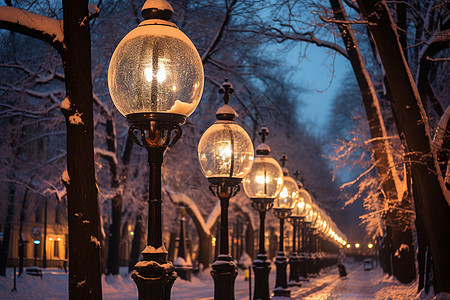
(107, 1, 203, 299)
(242, 126, 284, 299)
(197, 78, 254, 300)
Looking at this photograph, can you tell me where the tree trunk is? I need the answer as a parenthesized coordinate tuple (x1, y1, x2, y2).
(356, 0, 450, 293)
(198, 231, 212, 270)
(329, 0, 416, 282)
(128, 214, 143, 273)
(18, 187, 29, 276)
(62, 1, 102, 298)
(0, 183, 16, 276)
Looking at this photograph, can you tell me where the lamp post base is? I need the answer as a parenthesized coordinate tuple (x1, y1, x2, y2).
(211, 254, 237, 300)
(131, 245, 176, 300)
(288, 252, 301, 287)
(273, 252, 290, 298)
(252, 253, 271, 300)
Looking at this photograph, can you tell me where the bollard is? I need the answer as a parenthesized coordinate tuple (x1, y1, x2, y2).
(12, 266, 17, 292)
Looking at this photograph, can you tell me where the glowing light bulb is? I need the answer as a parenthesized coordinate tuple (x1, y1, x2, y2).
(144, 65, 167, 84)
(219, 143, 232, 158)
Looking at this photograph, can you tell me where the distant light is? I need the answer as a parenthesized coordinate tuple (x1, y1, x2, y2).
(57, 238, 61, 241)
(49, 237, 53, 241)
(355, 243, 360, 248)
(346, 244, 350, 248)
(34, 240, 40, 245)
(368, 243, 373, 249)
(212, 237, 216, 247)
(130, 231, 134, 236)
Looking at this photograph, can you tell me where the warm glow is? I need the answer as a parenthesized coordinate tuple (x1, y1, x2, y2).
(355, 243, 360, 248)
(346, 244, 351, 248)
(218, 143, 232, 158)
(368, 243, 373, 249)
(279, 187, 288, 198)
(144, 65, 167, 84)
(255, 175, 270, 184)
(298, 202, 305, 208)
(57, 238, 61, 241)
(212, 237, 216, 247)
(49, 238, 53, 241)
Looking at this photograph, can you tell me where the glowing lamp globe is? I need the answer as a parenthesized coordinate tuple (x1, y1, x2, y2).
(243, 141, 283, 200)
(108, 1, 204, 122)
(273, 175, 299, 210)
(291, 188, 312, 218)
(198, 80, 254, 183)
(198, 123, 254, 180)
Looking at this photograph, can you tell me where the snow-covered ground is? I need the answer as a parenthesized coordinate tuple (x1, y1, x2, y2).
(0, 261, 448, 299)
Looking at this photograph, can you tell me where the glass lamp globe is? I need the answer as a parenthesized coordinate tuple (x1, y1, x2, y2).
(243, 145, 284, 199)
(291, 188, 312, 218)
(273, 175, 299, 210)
(108, 3, 204, 121)
(198, 122, 254, 180)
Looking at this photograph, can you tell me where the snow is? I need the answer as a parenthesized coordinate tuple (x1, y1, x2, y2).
(141, 0, 173, 12)
(173, 256, 192, 267)
(69, 111, 84, 125)
(90, 235, 100, 248)
(0, 262, 440, 300)
(61, 97, 71, 110)
(0, 6, 64, 44)
(61, 170, 70, 185)
(169, 100, 198, 116)
(142, 245, 167, 254)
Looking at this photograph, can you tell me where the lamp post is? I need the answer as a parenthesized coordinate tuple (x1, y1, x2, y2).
(108, 1, 204, 298)
(272, 154, 299, 298)
(198, 79, 254, 300)
(243, 126, 284, 300)
(288, 187, 312, 286)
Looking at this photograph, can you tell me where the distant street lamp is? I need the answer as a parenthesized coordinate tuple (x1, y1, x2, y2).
(288, 186, 312, 285)
(368, 243, 373, 249)
(108, 0, 204, 298)
(272, 154, 299, 297)
(355, 243, 360, 248)
(198, 79, 254, 300)
(243, 126, 284, 300)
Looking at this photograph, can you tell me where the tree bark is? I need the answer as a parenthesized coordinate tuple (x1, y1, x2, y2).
(62, 0, 102, 298)
(329, 0, 415, 282)
(356, 0, 450, 293)
(0, 183, 16, 276)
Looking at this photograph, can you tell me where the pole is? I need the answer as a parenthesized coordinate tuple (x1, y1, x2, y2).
(12, 266, 17, 292)
(131, 146, 177, 300)
(274, 214, 290, 297)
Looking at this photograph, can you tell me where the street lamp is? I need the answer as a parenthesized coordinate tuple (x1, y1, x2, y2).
(108, 1, 204, 298)
(198, 79, 254, 300)
(272, 154, 299, 297)
(288, 187, 312, 285)
(243, 126, 284, 300)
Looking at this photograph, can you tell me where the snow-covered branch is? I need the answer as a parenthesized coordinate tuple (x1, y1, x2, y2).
(0, 6, 65, 53)
(165, 185, 219, 236)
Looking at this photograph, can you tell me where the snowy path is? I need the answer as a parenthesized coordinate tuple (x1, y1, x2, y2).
(296, 264, 377, 299)
(0, 262, 420, 299)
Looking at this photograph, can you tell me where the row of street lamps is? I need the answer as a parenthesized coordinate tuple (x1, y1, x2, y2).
(107, 1, 348, 299)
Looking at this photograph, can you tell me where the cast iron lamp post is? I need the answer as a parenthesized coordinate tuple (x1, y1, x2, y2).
(288, 187, 312, 286)
(272, 154, 299, 298)
(243, 126, 284, 300)
(198, 79, 254, 300)
(108, 1, 204, 298)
